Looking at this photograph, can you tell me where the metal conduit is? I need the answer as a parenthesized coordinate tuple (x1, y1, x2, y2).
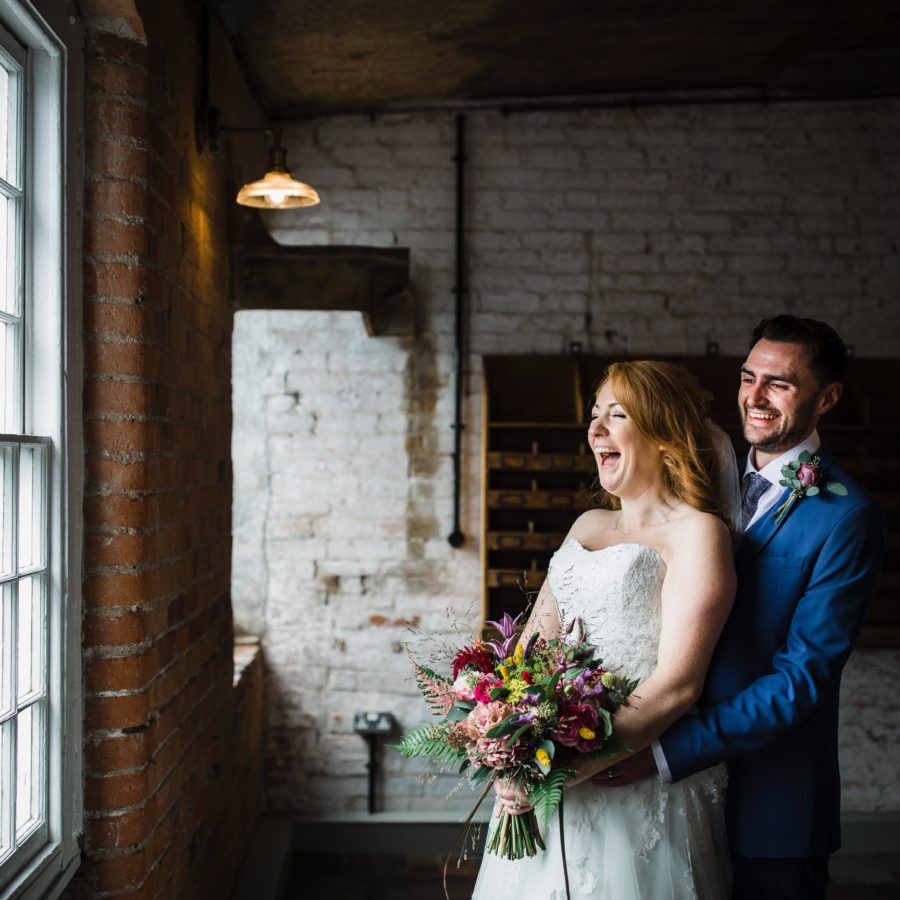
(448, 114, 467, 548)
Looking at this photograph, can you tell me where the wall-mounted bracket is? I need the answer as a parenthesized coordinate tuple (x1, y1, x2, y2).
(230, 209, 413, 336)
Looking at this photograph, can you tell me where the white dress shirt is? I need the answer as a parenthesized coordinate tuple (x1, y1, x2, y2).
(650, 430, 822, 782)
(740, 430, 821, 530)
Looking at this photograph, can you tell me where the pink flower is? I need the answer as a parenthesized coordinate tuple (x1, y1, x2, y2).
(465, 701, 510, 741)
(470, 738, 528, 769)
(797, 462, 819, 489)
(464, 701, 528, 769)
(452, 673, 476, 702)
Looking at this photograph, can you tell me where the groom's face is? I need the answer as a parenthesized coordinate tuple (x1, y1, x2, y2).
(738, 339, 840, 459)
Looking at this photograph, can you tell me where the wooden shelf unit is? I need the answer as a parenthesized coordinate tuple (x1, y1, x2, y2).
(480, 354, 900, 647)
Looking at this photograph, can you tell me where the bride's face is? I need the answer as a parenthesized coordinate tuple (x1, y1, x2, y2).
(588, 383, 662, 498)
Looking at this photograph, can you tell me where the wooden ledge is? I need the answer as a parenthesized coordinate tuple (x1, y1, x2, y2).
(232, 243, 413, 336)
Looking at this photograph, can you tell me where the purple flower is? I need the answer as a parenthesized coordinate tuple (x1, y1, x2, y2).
(485, 611, 524, 659)
(575, 669, 606, 700)
(508, 709, 539, 728)
(486, 611, 522, 639)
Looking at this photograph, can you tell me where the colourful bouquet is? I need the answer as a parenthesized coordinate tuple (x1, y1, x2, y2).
(394, 611, 636, 861)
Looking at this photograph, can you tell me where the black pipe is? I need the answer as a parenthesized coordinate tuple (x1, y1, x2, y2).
(285, 87, 900, 122)
(448, 114, 467, 548)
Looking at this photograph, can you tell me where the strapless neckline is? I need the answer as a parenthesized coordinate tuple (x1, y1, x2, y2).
(566, 538, 665, 569)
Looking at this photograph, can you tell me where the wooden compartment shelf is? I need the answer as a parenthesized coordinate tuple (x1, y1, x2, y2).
(485, 531, 566, 551)
(486, 568, 549, 589)
(487, 451, 595, 472)
(480, 353, 900, 648)
(480, 356, 591, 622)
(487, 489, 594, 510)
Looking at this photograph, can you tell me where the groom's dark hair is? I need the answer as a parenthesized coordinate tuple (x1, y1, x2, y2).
(749, 315, 848, 386)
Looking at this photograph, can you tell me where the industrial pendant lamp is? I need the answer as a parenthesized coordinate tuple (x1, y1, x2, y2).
(198, 105, 320, 210)
(235, 130, 320, 209)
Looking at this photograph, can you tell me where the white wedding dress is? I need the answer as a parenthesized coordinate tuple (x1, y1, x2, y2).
(471, 540, 731, 900)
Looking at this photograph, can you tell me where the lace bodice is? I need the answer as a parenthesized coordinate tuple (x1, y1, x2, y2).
(548, 540, 666, 682)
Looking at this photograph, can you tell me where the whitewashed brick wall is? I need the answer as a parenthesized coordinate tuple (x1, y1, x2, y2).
(232, 99, 900, 813)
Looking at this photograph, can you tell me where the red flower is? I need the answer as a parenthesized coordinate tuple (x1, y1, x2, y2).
(473, 675, 503, 703)
(521, 671, 534, 685)
(451, 641, 495, 679)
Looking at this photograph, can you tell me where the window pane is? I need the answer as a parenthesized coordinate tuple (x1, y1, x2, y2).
(16, 576, 43, 703)
(17, 444, 45, 571)
(0, 48, 21, 188)
(0, 60, 8, 183)
(15, 701, 43, 841)
(0, 718, 12, 863)
(0, 583, 11, 722)
(0, 192, 19, 316)
(0, 321, 20, 432)
(0, 196, 8, 312)
(0, 64, 9, 178)
(0, 444, 13, 578)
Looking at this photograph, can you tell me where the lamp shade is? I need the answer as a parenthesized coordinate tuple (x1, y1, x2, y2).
(235, 144, 320, 209)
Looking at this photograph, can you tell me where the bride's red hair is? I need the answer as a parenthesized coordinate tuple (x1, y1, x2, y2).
(595, 360, 725, 521)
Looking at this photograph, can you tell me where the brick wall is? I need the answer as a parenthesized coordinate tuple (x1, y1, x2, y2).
(232, 102, 900, 813)
(67, 1, 265, 895)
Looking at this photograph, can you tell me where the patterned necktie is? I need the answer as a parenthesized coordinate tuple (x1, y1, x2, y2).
(741, 472, 770, 530)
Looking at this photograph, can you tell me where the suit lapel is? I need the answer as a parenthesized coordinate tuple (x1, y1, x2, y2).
(735, 487, 792, 569)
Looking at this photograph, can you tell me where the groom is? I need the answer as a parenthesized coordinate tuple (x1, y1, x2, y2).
(597, 315, 886, 900)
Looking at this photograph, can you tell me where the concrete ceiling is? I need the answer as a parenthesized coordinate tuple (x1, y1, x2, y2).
(211, 0, 900, 116)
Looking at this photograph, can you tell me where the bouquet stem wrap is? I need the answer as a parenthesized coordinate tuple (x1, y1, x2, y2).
(487, 807, 545, 859)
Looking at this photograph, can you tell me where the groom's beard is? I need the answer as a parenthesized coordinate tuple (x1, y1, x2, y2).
(741, 394, 819, 456)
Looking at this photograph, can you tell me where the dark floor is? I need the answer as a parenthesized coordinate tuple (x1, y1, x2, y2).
(830, 855, 900, 899)
(283, 852, 480, 900)
(284, 852, 900, 899)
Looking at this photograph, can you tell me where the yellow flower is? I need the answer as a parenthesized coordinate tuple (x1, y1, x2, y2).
(498, 664, 509, 681)
(515, 643, 525, 662)
(578, 727, 596, 741)
(535, 748, 551, 767)
(505, 677, 528, 704)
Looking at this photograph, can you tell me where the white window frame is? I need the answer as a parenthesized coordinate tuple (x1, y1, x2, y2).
(0, 2, 82, 898)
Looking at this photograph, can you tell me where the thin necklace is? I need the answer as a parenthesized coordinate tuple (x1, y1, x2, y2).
(613, 513, 671, 535)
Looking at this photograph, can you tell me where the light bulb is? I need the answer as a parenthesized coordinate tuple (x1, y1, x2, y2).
(268, 189, 287, 207)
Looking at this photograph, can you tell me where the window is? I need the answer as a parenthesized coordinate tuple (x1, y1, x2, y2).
(0, 2, 81, 897)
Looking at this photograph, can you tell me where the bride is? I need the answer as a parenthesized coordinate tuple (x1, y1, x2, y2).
(472, 360, 737, 900)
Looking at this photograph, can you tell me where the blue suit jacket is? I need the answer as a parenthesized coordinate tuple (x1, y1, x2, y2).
(658, 446, 886, 858)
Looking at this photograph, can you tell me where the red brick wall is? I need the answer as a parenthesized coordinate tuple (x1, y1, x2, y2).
(65, 1, 264, 896)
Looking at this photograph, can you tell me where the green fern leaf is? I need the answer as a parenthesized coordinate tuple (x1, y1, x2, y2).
(390, 724, 468, 769)
(528, 767, 569, 824)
